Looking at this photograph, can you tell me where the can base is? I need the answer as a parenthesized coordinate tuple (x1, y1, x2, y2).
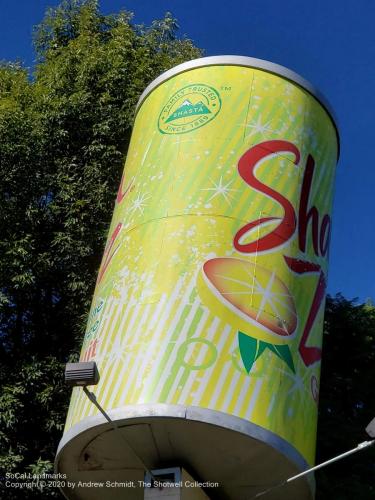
(55, 404, 314, 500)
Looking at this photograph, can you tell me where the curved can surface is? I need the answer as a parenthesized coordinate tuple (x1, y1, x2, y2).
(62, 57, 339, 473)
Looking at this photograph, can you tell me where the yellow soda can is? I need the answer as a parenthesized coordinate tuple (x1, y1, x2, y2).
(56, 56, 339, 500)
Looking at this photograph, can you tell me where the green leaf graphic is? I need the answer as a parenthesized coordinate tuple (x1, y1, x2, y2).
(273, 344, 295, 373)
(238, 332, 258, 372)
(238, 331, 295, 374)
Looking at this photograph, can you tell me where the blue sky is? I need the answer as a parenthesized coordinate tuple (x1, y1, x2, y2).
(1, 0, 374, 302)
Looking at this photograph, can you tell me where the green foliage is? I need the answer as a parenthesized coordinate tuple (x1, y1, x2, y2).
(316, 294, 375, 499)
(0, 358, 67, 498)
(0, 1, 201, 497)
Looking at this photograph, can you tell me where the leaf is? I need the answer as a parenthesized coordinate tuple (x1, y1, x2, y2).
(238, 331, 295, 373)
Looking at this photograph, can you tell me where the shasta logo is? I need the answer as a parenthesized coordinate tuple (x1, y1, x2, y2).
(165, 99, 211, 123)
(158, 83, 221, 134)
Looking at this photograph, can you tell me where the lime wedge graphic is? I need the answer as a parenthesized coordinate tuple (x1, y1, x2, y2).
(238, 331, 295, 373)
(202, 258, 297, 339)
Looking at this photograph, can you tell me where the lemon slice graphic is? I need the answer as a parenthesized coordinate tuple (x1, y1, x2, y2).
(198, 257, 297, 373)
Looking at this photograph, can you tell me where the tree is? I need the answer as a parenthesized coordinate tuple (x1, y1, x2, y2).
(316, 294, 375, 499)
(0, 1, 201, 497)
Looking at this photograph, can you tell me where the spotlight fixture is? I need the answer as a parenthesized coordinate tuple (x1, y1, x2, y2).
(65, 361, 100, 387)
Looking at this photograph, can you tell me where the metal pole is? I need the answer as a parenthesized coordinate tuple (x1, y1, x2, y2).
(286, 440, 375, 483)
(251, 439, 375, 498)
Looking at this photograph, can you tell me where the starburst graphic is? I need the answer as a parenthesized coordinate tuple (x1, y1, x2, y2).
(201, 177, 237, 206)
(129, 192, 150, 214)
(105, 337, 129, 363)
(286, 369, 310, 397)
(275, 365, 311, 400)
(244, 116, 274, 137)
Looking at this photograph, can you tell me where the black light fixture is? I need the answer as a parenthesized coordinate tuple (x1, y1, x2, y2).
(65, 361, 100, 387)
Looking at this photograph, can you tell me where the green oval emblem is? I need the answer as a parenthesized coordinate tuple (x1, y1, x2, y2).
(158, 83, 221, 134)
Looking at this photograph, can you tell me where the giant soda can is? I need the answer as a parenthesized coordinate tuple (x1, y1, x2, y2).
(56, 56, 339, 500)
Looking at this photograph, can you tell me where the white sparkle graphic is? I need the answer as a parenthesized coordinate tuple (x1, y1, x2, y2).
(129, 192, 150, 214)
(105, 337, 130, 363)
(202, 177, 237, 206)
(244, 116, 274, 137)
(276, 366, 311, 400)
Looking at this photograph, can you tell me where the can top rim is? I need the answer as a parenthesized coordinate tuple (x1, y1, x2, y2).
(135, 55, 339, 150)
